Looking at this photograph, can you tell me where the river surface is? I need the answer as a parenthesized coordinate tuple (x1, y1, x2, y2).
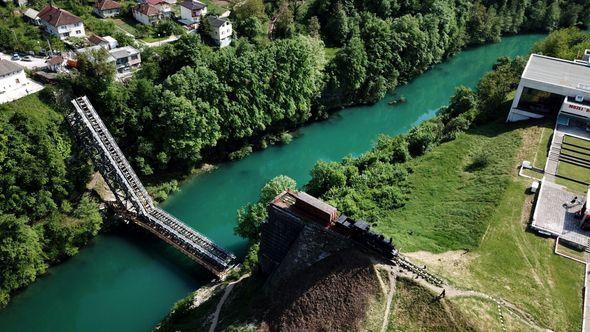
(0, 34, 544, 332)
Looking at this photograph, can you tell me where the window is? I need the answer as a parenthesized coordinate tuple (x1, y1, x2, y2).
(76, 30, 81, 34)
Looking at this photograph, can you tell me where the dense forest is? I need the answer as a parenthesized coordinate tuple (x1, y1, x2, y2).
(0, 95, 102, 307)
(1, 0, 589, 308)
(66, 0, 590, 178)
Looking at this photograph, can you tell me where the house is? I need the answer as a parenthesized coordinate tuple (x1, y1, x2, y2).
(93, 0, 121, 18)
(108, 46, 141, 74)
(37, 5, 85, 40)
(146, 0, 172, 16)
(23, 8, 41, 25)
(47, 55, 65, 72)
(0, 60, 26, 95)
(87, 34, 118, 50)
(88, 34, 110, 49)
(132, 3, 165, 25)
(207, 16, 232, 48)
(179, 0, 207, 24)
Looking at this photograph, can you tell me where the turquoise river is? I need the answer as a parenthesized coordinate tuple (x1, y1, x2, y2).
(0, 34, 544, 332)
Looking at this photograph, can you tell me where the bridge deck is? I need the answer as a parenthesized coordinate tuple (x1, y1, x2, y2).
(71, 96, 235, 277)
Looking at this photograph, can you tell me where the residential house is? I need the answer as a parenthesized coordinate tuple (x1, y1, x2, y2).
(146, 0, 172, 16)
(47, 55, 65, 72)
(108, 46, 141, 74)
(179, 0, 207, 24)
(23, 8, 41, 25)
(87, 34, 118, 50)
(93, 0, 121, 18)
(0, 60, 26, 94)
(38, 5, 85, 40)
(132, 3, 165, 25)
(207, 16, 232, 48)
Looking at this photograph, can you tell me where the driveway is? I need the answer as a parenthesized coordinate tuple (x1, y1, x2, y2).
(0, 52, 48, 70)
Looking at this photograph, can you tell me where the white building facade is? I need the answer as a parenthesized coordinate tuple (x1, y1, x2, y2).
(207, 16, 232, 48)
(0, 61, 26, 94)
(38, 5, 85, 40)
(180, 0, 207, 23)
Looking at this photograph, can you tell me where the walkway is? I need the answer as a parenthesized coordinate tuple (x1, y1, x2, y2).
(544, 129, 564, 180)
(69, 96, 235, 277)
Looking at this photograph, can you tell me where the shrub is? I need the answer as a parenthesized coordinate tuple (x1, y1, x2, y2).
(228, 145, 253, 160)
(407, 120, 443, 157)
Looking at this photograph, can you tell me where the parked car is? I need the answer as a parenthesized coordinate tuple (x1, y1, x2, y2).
(11, 53, 20, 61)
(22, 55, 32, 62)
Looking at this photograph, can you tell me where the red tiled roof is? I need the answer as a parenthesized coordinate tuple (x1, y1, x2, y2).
(133, 3, 160, 16)
(95, 0, 121, 10)
(47, 56, 64, 65)
(38, 5, 82, 27)
(88, 34, 107, 45)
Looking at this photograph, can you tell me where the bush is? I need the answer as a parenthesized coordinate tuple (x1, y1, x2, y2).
(306, 161, 349, 196)
(228, 145, 253, 160)
(407, 120, 443, 157)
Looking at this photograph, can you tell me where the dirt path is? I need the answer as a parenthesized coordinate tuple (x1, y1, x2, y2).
(208, 274, 250, 332)
(380, 271, 396, 332)
(378, 264, 547, 331)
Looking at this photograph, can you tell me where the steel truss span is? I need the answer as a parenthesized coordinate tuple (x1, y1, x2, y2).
(69, 96, 235, 278)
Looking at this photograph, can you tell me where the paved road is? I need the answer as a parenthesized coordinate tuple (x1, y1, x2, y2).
(0, 52, 47, 70)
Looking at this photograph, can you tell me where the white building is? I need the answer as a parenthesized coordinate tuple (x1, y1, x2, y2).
(38, 5, 85, 40)
(507, 53, 590, 126)
(179, 0, 207, 24)
(132, 3, 165, 25)
(207, 16, 232, 48)
(0, 60, 26, 94)
(108, 46, 141, 74)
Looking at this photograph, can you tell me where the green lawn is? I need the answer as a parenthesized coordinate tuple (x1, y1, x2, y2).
(397, 122, 584, 331)
(564, 135, 590, 150)
(0, 93, 60, 125)
(111, 18, 140, 37)
(376, 122, 521, 253)
(556, 161, 590, 193)
(532, 123, 554, 168)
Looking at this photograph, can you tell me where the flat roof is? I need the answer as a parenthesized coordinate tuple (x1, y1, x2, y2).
(523, 54, 590, 91)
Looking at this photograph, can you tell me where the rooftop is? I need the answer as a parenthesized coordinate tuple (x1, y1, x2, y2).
(180, 0, 206, 10)
(272, 190, 339, 226)
(109, 46, 139, 59)
(38, 5, 82, 27)
(134, 3, 160, 16)
(523, 54, 590, 92)
(207, 16, 230, 28)
(23, 8, 39, 19)
(0, 60, 25, 76)
(95, 0, 121, 10)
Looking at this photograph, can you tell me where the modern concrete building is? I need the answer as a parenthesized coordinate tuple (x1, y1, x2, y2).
(507, 53, 590, 127)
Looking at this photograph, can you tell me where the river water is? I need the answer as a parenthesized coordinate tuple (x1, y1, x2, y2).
(0, 34, 543, 332)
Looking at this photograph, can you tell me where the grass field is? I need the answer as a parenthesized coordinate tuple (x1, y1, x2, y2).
(377, 122, 521, 253)
(564, 135, 590, 149)
(388, 278, 474, 331)
(401, 122, 584, 331)
(532, 122, 554, 168)
(0, 93, 60, 125)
